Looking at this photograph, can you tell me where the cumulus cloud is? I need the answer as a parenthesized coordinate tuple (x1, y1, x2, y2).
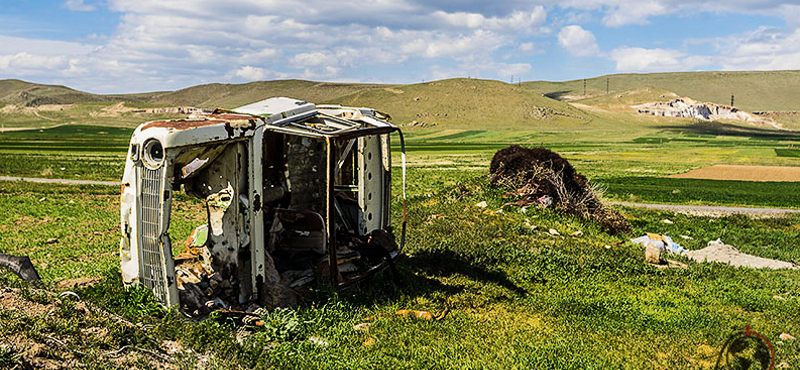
(719, 26, 800, 70)
(519, 42, 535, 52)
(432, 7, 546, 34)
(232, 66, 271, 80)
(9, 0, 800, 92)
(602, 2, 667, 27)
(608, 47, 713, 71)
(558, 25, 599, 56)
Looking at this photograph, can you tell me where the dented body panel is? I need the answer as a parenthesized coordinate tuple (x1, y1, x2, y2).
(120, 97, 405, 311)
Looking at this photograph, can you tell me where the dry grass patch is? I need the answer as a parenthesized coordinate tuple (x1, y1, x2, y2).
(668, 164, 800, 182)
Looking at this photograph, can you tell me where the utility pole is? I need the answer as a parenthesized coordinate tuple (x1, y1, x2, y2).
(606, 78, 609, 94)
(583, 79, 586, 96)
(731, 94, 735, 107)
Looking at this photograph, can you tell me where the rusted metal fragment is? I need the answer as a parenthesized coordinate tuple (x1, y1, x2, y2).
(142, 119, 228, 130)
(141, 113, 256, 131)
(207, 183, 233, 237)
(287, 136, 325, 213)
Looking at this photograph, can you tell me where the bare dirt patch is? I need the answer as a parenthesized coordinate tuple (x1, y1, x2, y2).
(668, 164, 800, 182)
(683, 239, 798, 269)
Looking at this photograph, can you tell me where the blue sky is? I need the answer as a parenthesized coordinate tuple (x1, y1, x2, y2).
(1, 0, 800, 93)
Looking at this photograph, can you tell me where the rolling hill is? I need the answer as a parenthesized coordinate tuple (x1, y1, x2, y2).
(4, 69, 800, 130)
(327, 78, 590, 129)
(0, 79, 158, 107)
(144, 79, 388, 109)
(522, 70, 800, 112)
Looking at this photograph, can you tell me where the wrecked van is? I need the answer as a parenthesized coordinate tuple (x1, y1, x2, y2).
(119, 97, 406, 314)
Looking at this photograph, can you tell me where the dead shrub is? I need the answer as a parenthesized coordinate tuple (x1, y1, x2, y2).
(489, 145, 630, 234)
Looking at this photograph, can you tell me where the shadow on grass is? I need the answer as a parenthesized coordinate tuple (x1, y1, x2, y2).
(404, 249, 526, 296)
(655, 121, 800, 141)
(543, 90, 572, 101)
(334, 249, 527, 308)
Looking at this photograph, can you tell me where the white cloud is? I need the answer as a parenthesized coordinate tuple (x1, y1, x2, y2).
(558, 25, 599, 56)
(602, 2, 667, 27)
(519, 42, 535, 52)
(291, 52, 329, 68)
(608, 47, 713, 71)
(0, 53, 67, 71)
(719, 27, 800, 70)
(431, 7, 546, 34)
(233, 66, 270, 80)
(63, 0, 96, 11)
(400, 30, 508, 59)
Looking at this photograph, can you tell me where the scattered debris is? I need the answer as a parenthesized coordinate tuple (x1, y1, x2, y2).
(661, 219, 673, 224)
(548, 228, 560, 236)
(572, 230, 583, 237)
(773, 295, 786, 301)
(366, 307, 450, 321)
(631, 233, 686, 255)
(353, 323, 371, 332)
(604, 245, 611, 249)
(476, 201, 489, 208)
(645, 243, 662, 264)
(46, 238, 59, 244)
(0, 253, 42, 284)
(780, 333, 796, 341)
(654, 259, 689, 269)
(58, 291, 81, 301)
(683, 239, 799, 269)
(308, 336, 329, 346)
(489, 145, 630, 233)
(680, 235, 693, 240)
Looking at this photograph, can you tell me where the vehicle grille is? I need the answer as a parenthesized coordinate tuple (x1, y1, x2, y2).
(139, 167, 167, 303)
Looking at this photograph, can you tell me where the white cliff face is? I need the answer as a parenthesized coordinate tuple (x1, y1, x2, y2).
(633, 98, 767, 123)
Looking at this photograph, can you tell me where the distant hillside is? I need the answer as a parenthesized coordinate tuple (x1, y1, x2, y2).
(522, 70, 800, 112)
(145, 80, 388, 109)
(0, 79, 155, 107)
(328, 78, 589, 129)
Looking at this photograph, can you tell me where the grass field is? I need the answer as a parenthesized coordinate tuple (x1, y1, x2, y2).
(2, 177, 800, 369)
(1, 75, 800, 368)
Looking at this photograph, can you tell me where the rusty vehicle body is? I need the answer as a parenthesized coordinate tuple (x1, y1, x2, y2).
(119, 97, 406, 313)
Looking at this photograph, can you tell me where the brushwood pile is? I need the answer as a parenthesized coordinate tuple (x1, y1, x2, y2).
(489, 145, 630, 234)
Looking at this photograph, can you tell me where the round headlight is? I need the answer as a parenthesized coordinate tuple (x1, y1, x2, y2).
(142, 139, 164, 168)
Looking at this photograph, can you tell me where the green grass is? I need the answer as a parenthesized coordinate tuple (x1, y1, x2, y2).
(600, 176, 800, 208)
(775, 148, 800, 157)
(2, 177, 800, 369)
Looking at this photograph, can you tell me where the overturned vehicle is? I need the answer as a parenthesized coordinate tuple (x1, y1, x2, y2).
(119, 98, 406, 315)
